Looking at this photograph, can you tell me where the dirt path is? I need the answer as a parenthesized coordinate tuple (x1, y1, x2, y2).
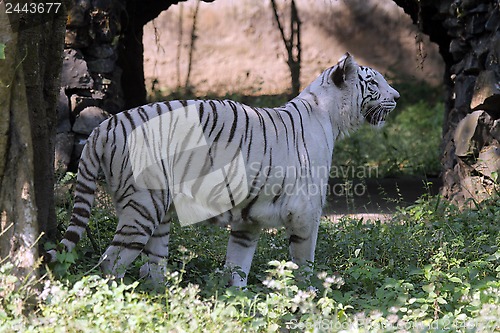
(323, 177, 442, 222)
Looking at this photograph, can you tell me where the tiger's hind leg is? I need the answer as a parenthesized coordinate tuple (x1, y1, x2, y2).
(140, 214, 172, 284)
(100, 202, 158, 279)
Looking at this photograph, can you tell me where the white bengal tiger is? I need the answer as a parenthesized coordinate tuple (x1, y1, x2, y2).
(46, 53, 399, 287)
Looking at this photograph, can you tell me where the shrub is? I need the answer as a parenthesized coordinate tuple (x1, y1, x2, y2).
(2, 195, 499, 332)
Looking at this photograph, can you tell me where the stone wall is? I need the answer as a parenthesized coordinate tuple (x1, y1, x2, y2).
(439, 0, 500, 205)
(55, 0, 124, 171)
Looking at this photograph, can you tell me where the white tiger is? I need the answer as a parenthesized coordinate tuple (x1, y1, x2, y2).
(46, 53, 399, 287)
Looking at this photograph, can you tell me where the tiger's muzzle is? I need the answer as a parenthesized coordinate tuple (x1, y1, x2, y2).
(363, 99, 397, 126)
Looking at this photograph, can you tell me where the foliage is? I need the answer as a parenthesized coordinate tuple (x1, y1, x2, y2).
(2, 194, 500, 332)
(0, 43, 5, 60)
(333, 100, 444, 178)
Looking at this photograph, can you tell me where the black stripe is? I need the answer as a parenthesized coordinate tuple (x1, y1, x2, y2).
(109, 145, 117, 178)
(262, 108, 279, 136)
(64, 230, 80, 244)
(123, 200, 154, 224)
(212, 122, 225, 142)
(116, 229, 148, 237)
(254, 108, 267, 154)
(208, 101, 219, 137)
(230, 230, 253, 242)
(74, 194, 91, 207)
(151, 230, 170, 238)
(73, 206, 90, 219)
(290, 102, 307, 147)
(75, 181, 94, 194)
(289, 234, 308, 244)
(70, 215, 87, 228)
(123, 110, 137, 130)
(243, 106, 250, 142)
(274, 109, 290, 152)
(246, 128, 254, 162)
(241, 195, 258, 221)
(156, 103, 163, 117)
(272, 177, 286, 203)
(119, 120, 128, 155)
(232, 240, 252, 248)
(227, 101, 239, 144)
(142, 249, 166, 258)
(110, 241, 145, 250)
(137, 107, 149, 123)
(165, 101, 174, 111)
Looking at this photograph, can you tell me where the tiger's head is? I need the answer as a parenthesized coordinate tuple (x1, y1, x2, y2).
(332, 53, 400, 128)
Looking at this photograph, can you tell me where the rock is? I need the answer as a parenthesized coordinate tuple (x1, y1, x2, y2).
(470, 36, 490, 61)
(84, 44, 115, 58)
(491, 120, 500, 142)
(450, 38, 469, 60)
(465, 13, 487, 35)
(470, 70, 500, 112)
(454, 75, 476, 110)
(92, 90, 106, 100)
(87, 56, 116, 73)
(72, 106, 110, 135)
(91, 10, 118, 43)
(92, 74, 113, 94)
(71, 134, 88, 167)
(70, 94, 103, 115)
(437, 0, 454, 16)
(443, 17, 461, 38)
(101, 67, 124, 114)
(461, 53, 481, 75)
(468, 3, 490, 14)
(67, 0, 91, 28)
(61, 49, 94, 89)
(55, 132, 75, 172)
(461, 175, 491, 203)
(56, 88, 71, 133)
(454, 111, 488, 157)
(473, 145, 500, 179)
(65, 28, 91, 48)
(486, 32, 500, 69)
(93, 0, 112, 10)
(485, 8, 500, 31)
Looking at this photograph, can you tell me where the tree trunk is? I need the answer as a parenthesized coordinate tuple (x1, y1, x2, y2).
(270, 0, 302, 97)
(118, 0, 216, 108)
(56, 0, 215, 172)
(394, 0, 500, 206)
(0, 2, 67, 274)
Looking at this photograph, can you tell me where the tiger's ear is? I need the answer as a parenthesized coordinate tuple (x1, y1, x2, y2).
(332, 52, 357, 87)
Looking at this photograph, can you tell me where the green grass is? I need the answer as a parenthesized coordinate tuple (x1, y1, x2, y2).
(1, 193, 499, 332)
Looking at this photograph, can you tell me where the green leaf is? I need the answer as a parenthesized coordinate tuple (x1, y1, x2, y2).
(0, 43, 5, 60)
(491, 171, 498, 183)
(422, 283, 435, 294)
(436, 297, 448, 304)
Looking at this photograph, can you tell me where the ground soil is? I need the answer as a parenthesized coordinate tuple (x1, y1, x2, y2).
(324, 177, 442, 221)
(143, 0, 444, 97)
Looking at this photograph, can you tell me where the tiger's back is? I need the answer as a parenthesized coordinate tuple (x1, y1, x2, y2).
(97, 98, 333, 225)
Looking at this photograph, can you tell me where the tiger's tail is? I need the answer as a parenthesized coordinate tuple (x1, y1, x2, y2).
(45, 128, 103, 263)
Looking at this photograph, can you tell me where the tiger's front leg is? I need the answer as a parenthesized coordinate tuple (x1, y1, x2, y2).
(225, 225, 260, 287)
